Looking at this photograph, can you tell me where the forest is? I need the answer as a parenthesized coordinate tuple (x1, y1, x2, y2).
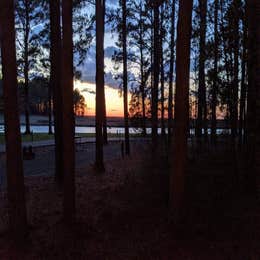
(0, 0, 259, 258)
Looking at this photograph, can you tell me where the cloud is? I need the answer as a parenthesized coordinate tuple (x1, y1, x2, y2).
(78, 44, 121, 89)
(81, 87, 96, 95)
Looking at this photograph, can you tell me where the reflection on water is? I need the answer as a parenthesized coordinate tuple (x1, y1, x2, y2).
(0, 125, 230, 135)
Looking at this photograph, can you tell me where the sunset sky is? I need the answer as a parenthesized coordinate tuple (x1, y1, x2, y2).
(74, 81, 131, 117)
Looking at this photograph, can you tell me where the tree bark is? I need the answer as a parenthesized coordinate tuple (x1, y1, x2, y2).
(122, 0, 130, 155)
(24, 0, 31, 134)
(160, 4, 166, 137)
(239, 8, 248, 146)
(246, 0, 259, 195)
(211, 0, 218, 143)
(152, 3, 160, 150)
(0, 0, 27, 238)
(61, 0, 75, 223)
(168, 0, 176, 144)
(231, 0, 239, 139)
(169, 0, 193, 217)
(102, 0, 108, 145)
(140, 41, 147, 136)
(95, 0, 105, 171)
(50, 0, 64, 182)
(196, 0, 207, 138)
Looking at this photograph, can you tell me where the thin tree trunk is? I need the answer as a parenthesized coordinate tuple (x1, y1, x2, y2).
(168, 0, 176, 144)
(152, 3, 159, 150)
(24, 0, 31, 134)
(160, 4, 165, 137)
(0, 0, 27, 238)
(102, 0, 108, 145)
(61, 0, 75, 223)
(50, 0, 64, 182)
(231, 0, 239, 140)
(211, 0, 218, 143)
(140, 45, 147, 136)
(122, 0, 130, 155)
(239, 10, 248, 146)
(169, 0, 193, 216)
(95, 0, 105, 171)
(196, 0, 207, 138)
(139, 5, 146, 137)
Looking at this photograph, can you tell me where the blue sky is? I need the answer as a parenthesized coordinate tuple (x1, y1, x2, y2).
(76, 0, 121, 88)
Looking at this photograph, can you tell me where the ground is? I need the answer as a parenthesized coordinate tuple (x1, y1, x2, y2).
(0, 139, 260, 259)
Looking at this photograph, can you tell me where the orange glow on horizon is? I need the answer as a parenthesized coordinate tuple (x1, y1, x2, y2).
(74, 81, 130, 117)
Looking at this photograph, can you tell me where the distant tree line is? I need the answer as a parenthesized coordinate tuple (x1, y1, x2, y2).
(0, 78, 86, 116)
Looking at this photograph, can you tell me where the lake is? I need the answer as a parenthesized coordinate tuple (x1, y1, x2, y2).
(0, 125, 230, 135)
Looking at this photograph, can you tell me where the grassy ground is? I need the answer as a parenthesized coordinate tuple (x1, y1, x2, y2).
(0, 133, 54, 144)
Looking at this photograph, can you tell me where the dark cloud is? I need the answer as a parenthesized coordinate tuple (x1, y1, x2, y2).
(78, 45, 121, 89)
(104, 46, 118, 58)
(81, 87, 96, 95)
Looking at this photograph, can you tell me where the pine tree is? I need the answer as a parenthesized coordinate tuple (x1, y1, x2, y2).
(95, 0, 105, 171)
(0, 0, 27, 238)
(61, 0, 75, 223)
(169, 0, 193, 217)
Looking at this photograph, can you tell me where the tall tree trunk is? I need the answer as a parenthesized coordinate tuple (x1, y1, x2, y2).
(231, 0, 239, 140)
(254, 0, 260, 197)
(239, 8, 248, 146)
(50, 0, 64, 182)
(196, 0, 207, 138)
(152, 3, 159, 150)
(211, 0, 218, 143)
(102, 0, 108, 145)
(24, 0, 30, 134)
(245, 0, 259, 195)
(0, 0, 27, 238)
(61, 0, 75, 223)
(160, 4, 165, 137)
(168, 0, 176, 144)
(122, 0, 130, 155)
(140, 44, 147, 136)
(169, 0, 193, 216)
(95, 0, 105, 171)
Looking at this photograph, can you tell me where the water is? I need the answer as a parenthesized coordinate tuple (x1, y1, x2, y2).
(0, 124, 230, 135)
(0, 125, 150, 134)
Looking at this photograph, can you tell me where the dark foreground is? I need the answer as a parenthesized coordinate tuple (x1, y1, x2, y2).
(0, 139, 259, 259)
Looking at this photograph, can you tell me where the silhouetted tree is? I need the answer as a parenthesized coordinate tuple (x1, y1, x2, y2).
(245, 0, 259, 194)
(61, 0, 75, 223)
(151, 1, 160, 150)
(159, 2, 166, 137)
(0, 0, 27, 238)
(95, 0, 105, 171)
(73, 88, 87, 115)
(196, 0, 208, 138)
(238, 3, 248, 145)
(169, 0, 193, 217)
(211, 0, 219, 142)
(168, 0, 176, 143)
(122, 0, 130, 155)
(50, 0, 64, 182)
(15, 0, 44, 134)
